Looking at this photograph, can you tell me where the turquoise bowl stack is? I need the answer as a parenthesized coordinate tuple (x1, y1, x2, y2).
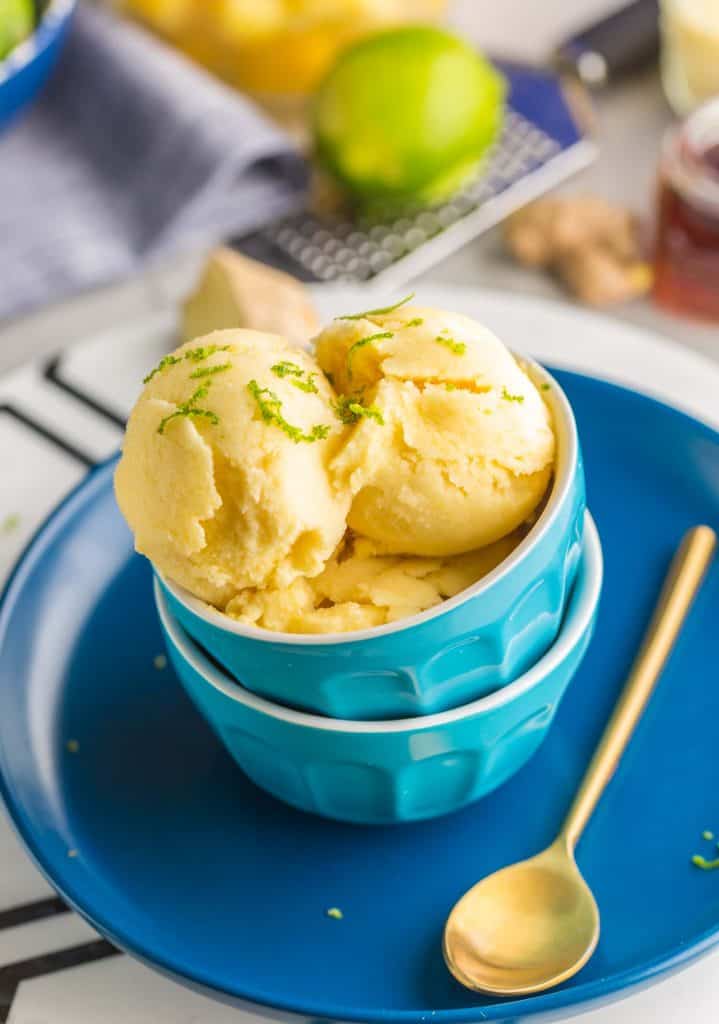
(155, 363, 603, 824)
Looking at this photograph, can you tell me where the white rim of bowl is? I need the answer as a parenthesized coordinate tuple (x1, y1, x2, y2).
(157, 356, 578, 646)
(0, 0, 76, 85)
(154, 511, 602, 734)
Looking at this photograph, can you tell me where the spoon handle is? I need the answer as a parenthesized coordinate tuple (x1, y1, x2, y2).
(562, 524, 716, 851)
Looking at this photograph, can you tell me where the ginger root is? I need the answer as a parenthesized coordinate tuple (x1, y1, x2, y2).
(504, 196, 651, 306)
(183, 248, 319, 347)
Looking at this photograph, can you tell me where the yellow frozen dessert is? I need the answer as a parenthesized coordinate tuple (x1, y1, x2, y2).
(115, 330, 350, 607)
(314, 299, 555, 557)
(226, 530, 522, 634)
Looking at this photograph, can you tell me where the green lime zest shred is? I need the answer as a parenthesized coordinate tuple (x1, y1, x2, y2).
(189, 362, 232, 380)
(144, 344, 233, 383)
(405, 317, 424, 327)
(326, 907, 344, 920)
(692, 854, 719, 870)
(1, 514, 20, 534)
(143, 355, 182, 383)
(157, 384, 220, 435)
(248, 380, 330, 443)
(434, 333, 466, 355)
(337, 293, 414, 321)
(501, 386, 525, 403)
(347, 331, 393, 379)
(703, 830, 715, 841)
(541, 383, 551, 391)
(271, 360, 304, 379)
(333, 394, 384, 425)
(271, 361, 319, 393)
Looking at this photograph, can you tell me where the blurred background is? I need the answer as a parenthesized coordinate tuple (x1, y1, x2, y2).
(0, 0, 718, 373)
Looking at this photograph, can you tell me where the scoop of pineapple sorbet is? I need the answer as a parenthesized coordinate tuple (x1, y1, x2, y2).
(114, 330, 350, 607)
(314, 302, 555, 557)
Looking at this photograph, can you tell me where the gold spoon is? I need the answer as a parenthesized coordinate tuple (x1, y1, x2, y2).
(444, 524, 717, 997)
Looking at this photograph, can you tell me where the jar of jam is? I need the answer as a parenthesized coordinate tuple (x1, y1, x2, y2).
(653, 98, 719, 321)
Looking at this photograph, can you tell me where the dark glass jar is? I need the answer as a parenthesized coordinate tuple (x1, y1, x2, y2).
(653, 98, 719, 321)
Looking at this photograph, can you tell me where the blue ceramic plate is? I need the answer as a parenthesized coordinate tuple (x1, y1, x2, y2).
(1, 369, 718, 1023)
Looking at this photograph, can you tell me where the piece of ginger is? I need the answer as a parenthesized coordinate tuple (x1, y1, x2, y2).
(504, 196, 651, 306)
(182, 247, 319, 347)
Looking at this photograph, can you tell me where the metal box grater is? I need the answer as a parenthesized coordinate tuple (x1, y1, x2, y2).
(244, 62, 596, 291)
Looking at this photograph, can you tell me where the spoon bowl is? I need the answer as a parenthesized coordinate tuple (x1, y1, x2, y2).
(443, 525, 716, 997)
(444, 837, 599, 996)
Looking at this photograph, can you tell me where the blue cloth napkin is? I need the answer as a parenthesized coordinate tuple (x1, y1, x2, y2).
(0, 4, 306, 322)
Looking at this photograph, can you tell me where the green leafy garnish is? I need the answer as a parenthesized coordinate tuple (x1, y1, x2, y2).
(333, 394, 384, 425)
(144, 344, 233, 383)
(157, 384, 220, 435)
(501, 387, 525, 404)
(248, 380, 330, 443)
(405, 317, 424, 327)
(434, 333, 466, 355)
(271, 361, 319, 393)
(189, 362, 232, 380)
(346, 331, 393, 379)
(337, 293, 414, 321)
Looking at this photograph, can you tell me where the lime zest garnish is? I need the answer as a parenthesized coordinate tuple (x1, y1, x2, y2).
(501, 386, 525, 403)
(434, 333, 466, 355)
(271, 361, 304, 379)
(703, 830, 715, 841)
(157, 384, 220, 435)
(444, 382, 457, 391)
(692, 854, 719, 870)
(346, 331, 393, 379)
(183, 343, 233, 363)
(66, 739, 79, 753)
(144, 344, 233, 383)
(326, 907, 344, 920)
(337, 293, 414, 321)
(143, 355, 182, 383)
(189, 362, 231, 380)
(541, 383, 551, 391)
(248, 380, 330, 443)
(405, 317, 424, 327)
(271, 361, 319, 393)
(333, 394, 384, 425)
(1, 514, 20, 534)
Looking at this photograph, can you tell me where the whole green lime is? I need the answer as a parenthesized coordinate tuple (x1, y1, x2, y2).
(312, 26, 506, 211)
(0, 0, 35, 60)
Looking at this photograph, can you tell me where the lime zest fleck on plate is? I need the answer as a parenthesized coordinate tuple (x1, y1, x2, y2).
(66, 739, 79, 754)
(1, 514, 20, 534)
(703, 830, 715, 841)
(248, 380, 330, 443)
(326, 907, 344, 920)
(337, 293, 414, 321)
(692, 854, 719, 870)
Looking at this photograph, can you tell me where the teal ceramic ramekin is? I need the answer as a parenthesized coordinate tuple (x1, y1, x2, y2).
(157, 361, 586, 720)
(155, 513, 602, 825)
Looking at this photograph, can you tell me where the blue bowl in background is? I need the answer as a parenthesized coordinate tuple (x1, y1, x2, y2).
(158, 361, 586, 720)
(0, 0, 76, 131)
(155, 512, 602, 825)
